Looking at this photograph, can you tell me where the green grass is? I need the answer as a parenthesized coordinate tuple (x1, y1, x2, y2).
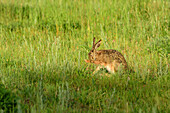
(0, 0, 169, 112)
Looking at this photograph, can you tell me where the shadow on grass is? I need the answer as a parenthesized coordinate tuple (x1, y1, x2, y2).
(0, 83, 18, 112)
(0, 59, 169, 112)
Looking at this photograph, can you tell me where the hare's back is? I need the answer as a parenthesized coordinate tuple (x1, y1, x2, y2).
(98, 49, 127, 65)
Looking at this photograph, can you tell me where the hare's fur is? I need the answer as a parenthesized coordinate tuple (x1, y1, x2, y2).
(85, 38, 128, 74)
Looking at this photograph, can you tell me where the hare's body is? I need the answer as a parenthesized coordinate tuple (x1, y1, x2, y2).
(85, 38, 128, 74)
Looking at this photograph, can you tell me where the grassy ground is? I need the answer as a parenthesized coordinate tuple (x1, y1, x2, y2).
(0, 0, 169, 112)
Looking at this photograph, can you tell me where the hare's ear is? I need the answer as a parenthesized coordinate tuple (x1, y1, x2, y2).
(94, 39, 102, 49)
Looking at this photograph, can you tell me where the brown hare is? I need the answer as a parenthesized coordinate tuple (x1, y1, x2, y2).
(85, 37, 128, 74)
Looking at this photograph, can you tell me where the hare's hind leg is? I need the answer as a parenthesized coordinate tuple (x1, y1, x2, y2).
(109, 65, 116, 74)
(105, 63, 117, 74)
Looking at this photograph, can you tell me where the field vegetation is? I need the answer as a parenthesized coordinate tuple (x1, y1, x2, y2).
(0, 0, 169, 112)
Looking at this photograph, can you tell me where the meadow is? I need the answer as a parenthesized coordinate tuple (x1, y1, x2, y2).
(0, 0, 169, 112)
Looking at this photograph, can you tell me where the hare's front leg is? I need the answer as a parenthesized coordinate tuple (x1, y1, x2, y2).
(93, 66, 102, 74)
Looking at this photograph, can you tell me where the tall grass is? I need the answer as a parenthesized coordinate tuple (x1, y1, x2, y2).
(0, 0, 169, 112)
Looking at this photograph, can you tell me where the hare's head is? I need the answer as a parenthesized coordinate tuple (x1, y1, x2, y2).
(88, 37, 102, 61)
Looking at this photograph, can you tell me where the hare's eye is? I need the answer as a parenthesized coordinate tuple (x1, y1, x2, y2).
(91, 50, 94, 52)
